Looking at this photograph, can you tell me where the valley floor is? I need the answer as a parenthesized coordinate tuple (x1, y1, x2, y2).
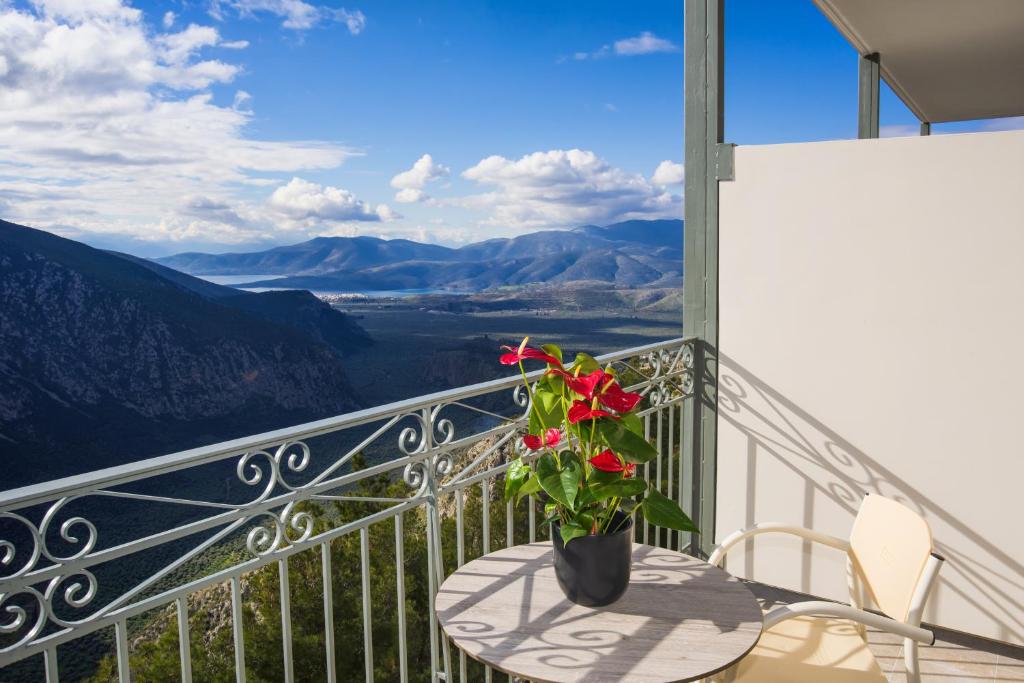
(335, 293, 682, 407)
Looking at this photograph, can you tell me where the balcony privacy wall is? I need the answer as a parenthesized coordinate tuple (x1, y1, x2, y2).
(715, 129, 1024, 645)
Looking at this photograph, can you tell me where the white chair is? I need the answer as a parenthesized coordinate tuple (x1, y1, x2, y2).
(709, 493, 944, 683)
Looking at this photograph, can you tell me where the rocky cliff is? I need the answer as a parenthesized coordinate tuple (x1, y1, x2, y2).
(0, 221, 370, 486)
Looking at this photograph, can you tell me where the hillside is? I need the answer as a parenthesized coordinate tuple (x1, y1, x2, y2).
(154, 219, 684, 291)
(0, 220, 370, 486)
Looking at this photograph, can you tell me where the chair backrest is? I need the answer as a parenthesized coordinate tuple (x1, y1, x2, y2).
(848, 493, 933, 621)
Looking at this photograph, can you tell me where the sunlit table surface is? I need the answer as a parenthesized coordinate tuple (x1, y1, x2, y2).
(436, 542, 764, 683)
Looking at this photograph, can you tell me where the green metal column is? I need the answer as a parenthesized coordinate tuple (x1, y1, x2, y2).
(920, 121, 931, 136)
(858, 52, 880, 139)
(683, 0, 723, 557)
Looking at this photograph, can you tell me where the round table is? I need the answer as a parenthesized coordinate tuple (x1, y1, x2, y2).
(436, 542, 763, 683)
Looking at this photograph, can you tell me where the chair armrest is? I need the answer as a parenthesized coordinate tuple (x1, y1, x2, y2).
(708, 522, 850, 567)
(764, 600, 935, 644)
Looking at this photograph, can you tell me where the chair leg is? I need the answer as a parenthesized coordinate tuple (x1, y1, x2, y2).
(904, 638, 921, 683)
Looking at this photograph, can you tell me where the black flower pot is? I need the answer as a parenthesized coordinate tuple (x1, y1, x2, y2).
(551, 512, 633, 607)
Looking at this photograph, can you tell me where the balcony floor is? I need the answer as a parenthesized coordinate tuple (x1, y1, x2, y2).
(748, 583, 1024, 682)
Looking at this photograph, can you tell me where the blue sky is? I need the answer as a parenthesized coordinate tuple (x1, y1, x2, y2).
(0, 0, 1016, 256)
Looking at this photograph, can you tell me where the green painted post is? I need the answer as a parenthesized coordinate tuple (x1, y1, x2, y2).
(920, 121, 931, 136)
(858, 52, 880, 139)
(684, 0, 723, 557)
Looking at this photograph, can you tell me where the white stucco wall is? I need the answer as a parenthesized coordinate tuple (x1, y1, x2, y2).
(716, 129, 1024, 644)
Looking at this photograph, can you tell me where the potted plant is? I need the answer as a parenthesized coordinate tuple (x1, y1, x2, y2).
(501, 338, 698, 606)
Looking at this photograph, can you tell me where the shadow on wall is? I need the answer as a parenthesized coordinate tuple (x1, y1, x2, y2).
(715, 352, 1023, 644)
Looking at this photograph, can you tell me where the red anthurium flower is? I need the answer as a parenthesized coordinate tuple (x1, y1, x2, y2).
(590, 449, 626, 472)
(567, 400, 618, 424)
(523, 427, 561, 450)
(590, 450, 637, 478)
(500, 345, 560, 366)
(597, 382, 643, 413)
(568, 370, 614, 400)
(547, 368, 615, 401)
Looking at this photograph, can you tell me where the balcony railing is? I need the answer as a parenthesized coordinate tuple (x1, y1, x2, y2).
(0, 337, 698, 682)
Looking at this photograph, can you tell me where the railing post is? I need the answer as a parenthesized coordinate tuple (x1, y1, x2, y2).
(684, 0, 724, 558)
(858, 52, 881, 139)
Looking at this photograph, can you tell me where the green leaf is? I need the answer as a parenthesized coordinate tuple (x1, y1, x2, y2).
(579, 469, 646, 506)
(528, 385, 564, 434)
(641, 487, 699, 533)
(588, 477, 647, 502)
(572, 352, 601, 375)
(515, 474, 542, 506)
(620, 411, 644, 436)
(540, 512, 560, 528)
(598, 421, 659, 464)
(541, 343, 563, 364)
(504, 457, 530, 503)
(544, 500, 558, 517)
(535, 453, 581, 510)
(559, 521, 589, 545)
(574, 511, 595, 534)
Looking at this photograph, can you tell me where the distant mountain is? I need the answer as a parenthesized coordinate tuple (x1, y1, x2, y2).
(154, 219, 684, 292)
(0, 220, 371, 486)
(157, 235, 458, 276)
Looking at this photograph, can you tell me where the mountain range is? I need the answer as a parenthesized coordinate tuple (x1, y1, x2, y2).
(0, 220, 371, 486)
(155, 219, 684, 291)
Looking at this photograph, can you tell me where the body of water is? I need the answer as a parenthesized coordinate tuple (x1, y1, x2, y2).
(198, 274, 452, 297)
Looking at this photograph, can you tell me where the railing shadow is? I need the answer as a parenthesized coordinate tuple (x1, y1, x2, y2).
(437, 543, 762, 681)
(716, 351, 1024, 644)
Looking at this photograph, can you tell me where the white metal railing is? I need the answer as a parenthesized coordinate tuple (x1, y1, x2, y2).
(0, 337, 697, 682)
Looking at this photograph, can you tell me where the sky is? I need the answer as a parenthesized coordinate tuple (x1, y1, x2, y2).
(0, 0, 1019, 257)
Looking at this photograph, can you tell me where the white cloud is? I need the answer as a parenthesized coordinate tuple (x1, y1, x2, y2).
(651, 160, 684, 185)
(213, 1, 366, 33)
(391, 153, 450, 203)
(569, 31, 678, 61)
(394, 188, 426, 203)
(232, 89, 253, 110)
(0, 1, 356, 247)
(29, 0, 139, 22)
(613, 32, 678, 56)
(879, 124, 920, 138)
(162, 10, 175, 29)
(983, 117, 1024, 132)
(268, 177, 393, 222)
(460, 149, 680, 230)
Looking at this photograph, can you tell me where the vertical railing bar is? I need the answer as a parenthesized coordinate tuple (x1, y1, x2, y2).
(481, 480, 490, 555)
(44, 647, 58, 683)
(394, 514, 409, 683)
(321, 541, 337, 683)
(656, 403, 664, 548)
(481, 478, 492, 683)
(279, 558, 295, 683)
(230, 575, 246, 683)
(115, 619, 130, 683)
(506, 500, 514, 548)
(453, 490, 467, 683)
(528, 494, 536, 543)
(455, 489, 465, 567)
(643, 413, 651, 545)
(677, 402, 688, 552)
(360, 526, 374, 683)
(427, 510, 439, 683)
(667, 401, 675, 551)
(176, 596, 193, 683)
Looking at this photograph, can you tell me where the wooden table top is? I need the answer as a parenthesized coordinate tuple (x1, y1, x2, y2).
(436, 542, 763, 683)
